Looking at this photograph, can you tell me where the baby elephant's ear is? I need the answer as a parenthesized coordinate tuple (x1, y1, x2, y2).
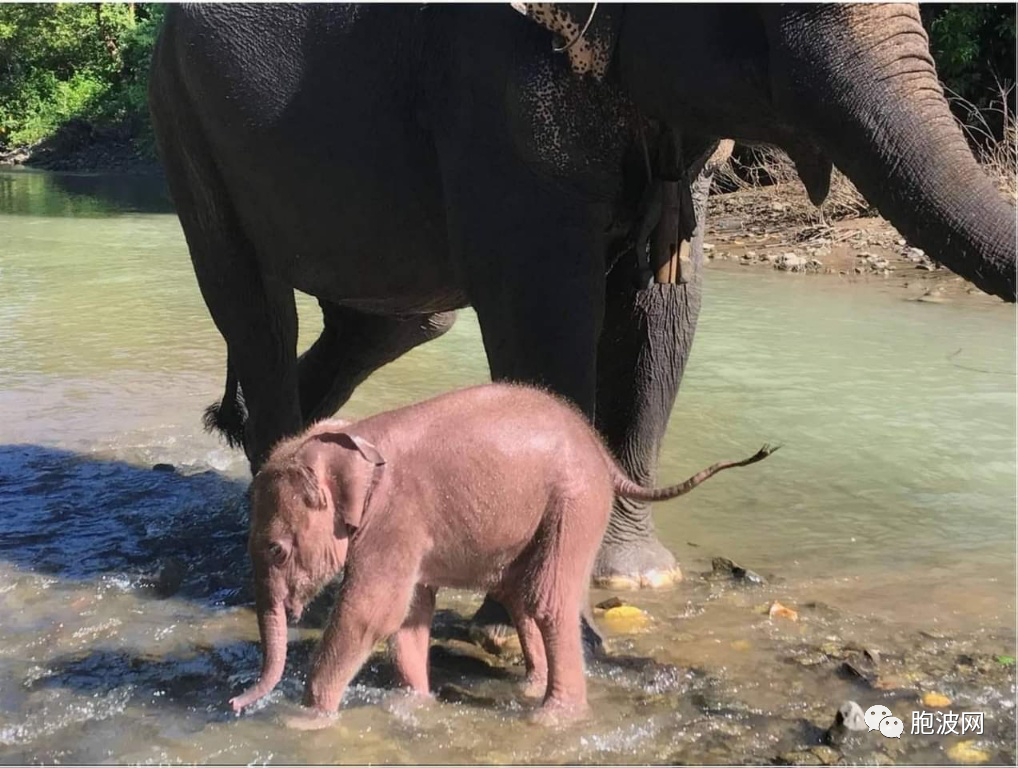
(306, 432, 386, 536)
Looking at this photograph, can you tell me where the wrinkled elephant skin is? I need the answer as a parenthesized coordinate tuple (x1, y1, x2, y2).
(150, 3, 1015, 593)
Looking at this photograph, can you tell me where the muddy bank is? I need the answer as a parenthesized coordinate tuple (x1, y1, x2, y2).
(0, 120, 161, 175)
(704, 185, 1007, 307)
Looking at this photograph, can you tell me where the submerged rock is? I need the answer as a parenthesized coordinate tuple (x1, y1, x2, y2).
(436, 683, 501, 708)
(946, 741, 992, 764)
(467, 624, 522, 660)
(139, 557, 187, 598)
(775, 750, 825, 766)
(708, 556, 766, 585)
(922, 691, 952, 708)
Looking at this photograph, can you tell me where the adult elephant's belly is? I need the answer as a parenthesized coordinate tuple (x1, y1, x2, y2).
(214, 123, 466, 316)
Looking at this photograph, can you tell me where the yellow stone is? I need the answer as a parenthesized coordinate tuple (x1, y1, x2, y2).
(730, 639, 751, 651)
(603, 605, 645, 619)
(946, 741, 991, 765)
(922, 692, 952, 708)
(769, 601, 799, 621)
(600, 604, 650, 633)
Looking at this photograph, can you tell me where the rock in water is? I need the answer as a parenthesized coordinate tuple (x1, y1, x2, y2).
(769, 601, 798, 621)
(922, 691, 952, 708)
(946, 741, 991, 765)
(709, 556, 766, 585)
(598, 604, 650, 634)
(824, 700, 867, 747)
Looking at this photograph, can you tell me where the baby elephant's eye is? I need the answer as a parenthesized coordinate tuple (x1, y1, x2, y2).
(267, 542, 286, 563)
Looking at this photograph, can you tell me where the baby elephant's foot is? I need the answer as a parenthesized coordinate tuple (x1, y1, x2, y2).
(529, 698, 590, 727)
(519, 674, 547, 700)
(280, 707, 338, 731)
(383, 687, 433, 716)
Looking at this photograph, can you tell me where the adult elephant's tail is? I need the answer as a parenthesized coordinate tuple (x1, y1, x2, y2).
(202, 355, 247, 448)
(607, 444, 779, 502)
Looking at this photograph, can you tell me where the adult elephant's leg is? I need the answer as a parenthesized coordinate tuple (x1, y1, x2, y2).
(592, 151, 722, 589)
(439, 142, 607, 650)
(298, 305, 457, 425)
(151, 71, 300, 472)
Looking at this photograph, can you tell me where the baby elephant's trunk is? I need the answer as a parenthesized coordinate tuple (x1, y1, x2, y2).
(612, 444, 779, 502)
(230, 599, 288, 712)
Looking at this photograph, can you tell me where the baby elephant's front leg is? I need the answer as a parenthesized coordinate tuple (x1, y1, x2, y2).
(302, 570, 417, 714)
(391, 584, 437, 695)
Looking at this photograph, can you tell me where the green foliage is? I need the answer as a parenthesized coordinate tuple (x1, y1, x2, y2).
(922, 3, 1017, 128)
(0, 3, 164, 148)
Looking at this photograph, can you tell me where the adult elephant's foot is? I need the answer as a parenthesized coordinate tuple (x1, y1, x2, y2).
(467, 597, 522, 657)
(467, 598, 604, 660)
(592, 535, 683, 590)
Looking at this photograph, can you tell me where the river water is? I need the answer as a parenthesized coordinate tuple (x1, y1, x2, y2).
(0, 167, 1014, 763)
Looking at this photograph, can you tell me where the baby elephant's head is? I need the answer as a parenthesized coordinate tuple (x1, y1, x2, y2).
(249, 462, 345, 622)
(229, 429, 386, 713)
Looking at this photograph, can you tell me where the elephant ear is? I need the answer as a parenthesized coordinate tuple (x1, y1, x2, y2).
(302, 432, 386, 537)
(511, 3, 621, 81)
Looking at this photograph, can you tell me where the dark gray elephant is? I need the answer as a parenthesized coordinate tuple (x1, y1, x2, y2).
(149, 3, 1016, 596)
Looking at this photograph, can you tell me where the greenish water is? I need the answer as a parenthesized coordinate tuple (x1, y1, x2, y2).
(0, 167, 1014, 763)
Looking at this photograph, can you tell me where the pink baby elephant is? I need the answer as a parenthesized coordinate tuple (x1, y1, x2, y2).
(229, 383, 774, 720)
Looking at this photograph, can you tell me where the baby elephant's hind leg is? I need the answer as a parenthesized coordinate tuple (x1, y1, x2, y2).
(526, 498, 606, 721)
(502, 594, 547, 699)
(391, 584, 437, 695)
(534, 603, 587, 720)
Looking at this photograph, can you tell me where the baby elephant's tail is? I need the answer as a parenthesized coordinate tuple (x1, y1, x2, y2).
(611, 444, 779, 502)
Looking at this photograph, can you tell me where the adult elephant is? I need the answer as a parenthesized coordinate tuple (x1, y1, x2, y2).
(149, 3, 1016, 595)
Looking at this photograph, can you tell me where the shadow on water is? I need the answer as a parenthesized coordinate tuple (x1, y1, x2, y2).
(0, 168, 172, 217)
(0, 444, 250, 605)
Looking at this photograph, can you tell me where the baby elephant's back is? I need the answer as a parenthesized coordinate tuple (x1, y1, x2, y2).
(389, 384, 612, 505)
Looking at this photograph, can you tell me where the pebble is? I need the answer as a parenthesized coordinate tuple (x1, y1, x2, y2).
(946, 741, 991, 764)
(873, 674, 910, 691)
(769, 601, 798, 621)
(922, 691, 952, 708)
(776, 253, 806, 271)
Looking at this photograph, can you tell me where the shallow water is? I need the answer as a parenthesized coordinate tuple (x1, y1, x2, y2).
(0, 168, 1014, 763)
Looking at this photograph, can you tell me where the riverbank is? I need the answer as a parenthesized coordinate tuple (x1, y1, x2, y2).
(0, 122, 160, 175)
(703, 181, 1008, 308)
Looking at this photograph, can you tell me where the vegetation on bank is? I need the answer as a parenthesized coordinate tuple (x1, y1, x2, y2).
(0, 3, 164, 159)
(0, 3, 1013, 170)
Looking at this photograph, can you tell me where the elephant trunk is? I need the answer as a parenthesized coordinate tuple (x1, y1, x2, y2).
(769, 3, 1016, 302)
(229, 595, 288, 712)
